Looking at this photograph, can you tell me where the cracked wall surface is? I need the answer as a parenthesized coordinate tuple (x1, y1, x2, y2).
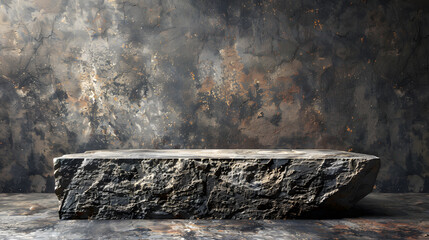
(0, 0, 428, 192)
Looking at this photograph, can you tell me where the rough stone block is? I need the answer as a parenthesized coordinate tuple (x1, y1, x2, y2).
(54, 149, 380, 219)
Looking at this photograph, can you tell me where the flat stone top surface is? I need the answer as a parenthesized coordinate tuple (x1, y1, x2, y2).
(55, 149, 378, 160)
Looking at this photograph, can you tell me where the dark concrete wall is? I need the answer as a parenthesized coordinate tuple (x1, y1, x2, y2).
(0, 0, 428, 193)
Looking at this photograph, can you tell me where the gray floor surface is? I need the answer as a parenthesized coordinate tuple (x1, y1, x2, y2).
(0, 193, 428, 239)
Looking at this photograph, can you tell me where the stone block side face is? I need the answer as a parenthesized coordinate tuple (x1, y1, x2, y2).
(319, 158, 381, 211)
(55, 158, 380, 219)
(53, 158, 83, 202)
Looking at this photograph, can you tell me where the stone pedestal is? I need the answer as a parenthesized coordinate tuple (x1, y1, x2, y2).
(54, 149, 380, 219)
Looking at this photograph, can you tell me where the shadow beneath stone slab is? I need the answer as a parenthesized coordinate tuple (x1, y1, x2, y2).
(298, 193, 429, 219)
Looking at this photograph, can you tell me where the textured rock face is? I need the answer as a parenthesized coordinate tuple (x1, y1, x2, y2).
(54, 149, 380, 219)
(0, 0, 428, 194)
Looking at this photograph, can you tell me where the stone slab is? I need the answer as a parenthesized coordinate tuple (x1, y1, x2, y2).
(53, 149, 380, 219)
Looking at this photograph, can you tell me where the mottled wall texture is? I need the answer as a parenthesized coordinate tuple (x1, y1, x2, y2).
(0, 0, 428, 193)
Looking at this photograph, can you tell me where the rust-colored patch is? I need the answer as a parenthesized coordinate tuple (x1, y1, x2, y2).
(314, 19, 323, 30)
(200, 76, 215, 93)
(278, 84, 301, 103)
(347, 219, 428, 239)
(276, 76, 290, 83)
(332, 224, 350, 230)
(66, 96, 90, 110)
(219, 45, 246, 102)
(346, 126, 353, 133)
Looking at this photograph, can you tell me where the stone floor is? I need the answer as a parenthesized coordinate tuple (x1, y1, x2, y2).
(0, 193, 428, 240)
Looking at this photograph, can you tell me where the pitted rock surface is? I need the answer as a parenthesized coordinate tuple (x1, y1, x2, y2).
(54, 149, 380, 219)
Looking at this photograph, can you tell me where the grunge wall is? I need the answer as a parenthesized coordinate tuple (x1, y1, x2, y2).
(0, 0, 428, 192)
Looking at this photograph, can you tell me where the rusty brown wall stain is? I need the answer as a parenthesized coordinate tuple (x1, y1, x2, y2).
(0, 0, 428, 192)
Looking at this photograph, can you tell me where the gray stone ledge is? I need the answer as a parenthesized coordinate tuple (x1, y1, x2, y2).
(54, 149, 380, 220)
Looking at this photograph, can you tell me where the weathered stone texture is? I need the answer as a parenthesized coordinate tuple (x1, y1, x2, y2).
(54, 149, 380, 219)
(0, 0, 427, 194)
